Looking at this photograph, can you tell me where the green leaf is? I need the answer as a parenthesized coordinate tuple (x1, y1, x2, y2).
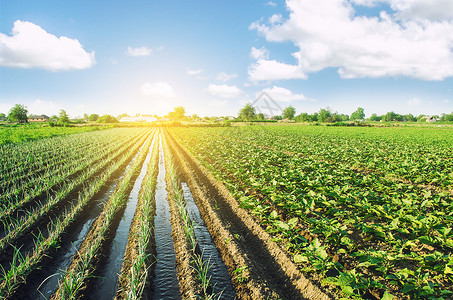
(381, 291, 394, 300)
(274, 220, 289, 231)
(402, 283, 417, 293)
(341, 285, 354, 295)
(270, 210, 278, 219)
(418, 236, 433, 245)
(294, 254, 308, 263)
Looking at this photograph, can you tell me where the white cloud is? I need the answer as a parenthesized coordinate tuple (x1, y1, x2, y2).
(386, 0, 453, 21)
(250, 46, 269, 60)
(407, 97, 422, 106)
(0, 20, 95, 71)
(216, 72, 238, 82)
(269, 14, 283, 24)
(266, 1, 277, 7)
(187, 68, 203, 75)
(142, 82, 176, 98)
(261, 86, 309, 102)
(250, 0, 453, 81)
(249, 58, 307, 81)
(206, 84, 242, 98)
(127, 46, 152, 57)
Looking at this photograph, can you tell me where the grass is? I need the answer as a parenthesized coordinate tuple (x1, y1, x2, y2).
(0, 122, 109, 145)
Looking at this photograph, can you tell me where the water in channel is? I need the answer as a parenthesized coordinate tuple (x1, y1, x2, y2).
(34, 175, 123, 299)
(181, 182, 237, 299)
(90, 137, 156, 300)
(33, 134, 149, 299)
(152, 139, 182, 299)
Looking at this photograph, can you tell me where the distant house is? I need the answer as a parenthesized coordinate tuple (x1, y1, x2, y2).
(119, 117, 137, 122)
(140, 115, 158, 122)
(120, 114, 157, 123)
(420, 116, 437, 123)
(426, 116, 437, 123)
(28, 115, 49, 122)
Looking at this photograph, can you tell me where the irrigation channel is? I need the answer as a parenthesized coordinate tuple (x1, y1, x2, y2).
(0, 128, 330, 299)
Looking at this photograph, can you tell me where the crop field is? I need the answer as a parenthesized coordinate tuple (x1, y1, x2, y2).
(169, 125, 453, 300)
(0, 125, 451, 300)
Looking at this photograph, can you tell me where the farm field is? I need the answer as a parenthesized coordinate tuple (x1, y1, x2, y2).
(0, 125, 451, 299)
(169, 125, 453, 300)
(0, 123, 111, 145)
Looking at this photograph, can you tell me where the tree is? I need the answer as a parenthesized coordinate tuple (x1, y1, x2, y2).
(350, 107, 365, 121)
(238, 103, 256, 121)
(295, 112, 311, 122)
(0, 113, 6, 122)
(174, 106, 185, 120)
(441, 112, 453, 122)
(88, 114, 100, 122)
(369, 113, 382, 121)
(283, 106, 296, 120)
(404, 113, 416, 122)
(337, 114, 349, 121)
(8, 104, 28, 123)
(97, 115, 118, 123)
(83, 113, 89, 121)
(256, 113, 265, 120)
(318, 107, 332, 122)
(58, 109, 70, 124)
(117, 113, 129, 120)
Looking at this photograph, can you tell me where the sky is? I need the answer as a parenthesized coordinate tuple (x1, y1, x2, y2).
(1, 0, 453, 118)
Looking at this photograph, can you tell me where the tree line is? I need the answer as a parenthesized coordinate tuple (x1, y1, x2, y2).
(0, 104, 119, 125)
(238, 104, 453, 123)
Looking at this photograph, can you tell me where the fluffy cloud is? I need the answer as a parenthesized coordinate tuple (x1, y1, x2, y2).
(250, 46, 269, 60)
(261, 86, 309, 102)
(0, 20, 95, 71)
(216, 72, 238, 82)
(249, 0, 453, 81)
(249, 58, 307, 81)
(351, 0, 453, 21)
(142, 82, 176, 98)
(127, 46, 152, 56)
(206, 84, 242, 98)
(187, 68, 203, 75)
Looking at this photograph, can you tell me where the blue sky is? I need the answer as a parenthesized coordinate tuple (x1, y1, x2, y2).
(1, 0, 452, 118)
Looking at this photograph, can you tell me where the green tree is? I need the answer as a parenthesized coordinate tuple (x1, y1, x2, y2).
(295, 112, 314, 122)
(256, 113, 265, 120)
(238, 103, 256, 121)
(97, 115, 118, 123)
(0, 113, 6, 122)
(283, 106, 296, 120)
(7, 104, 28, 123)
(441, 112, 453, 122)
(369, 113, 382, 121)
(174, 106, 185, 120)
(350, 107, 365, 121)
(117, 113, 129, 120)
(404, 113, 416, 122)
(58, 109, 70, 124)
(318, 107, 332, 122)
(88, 114, 100, 122)
(338, 114, 349, 121)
